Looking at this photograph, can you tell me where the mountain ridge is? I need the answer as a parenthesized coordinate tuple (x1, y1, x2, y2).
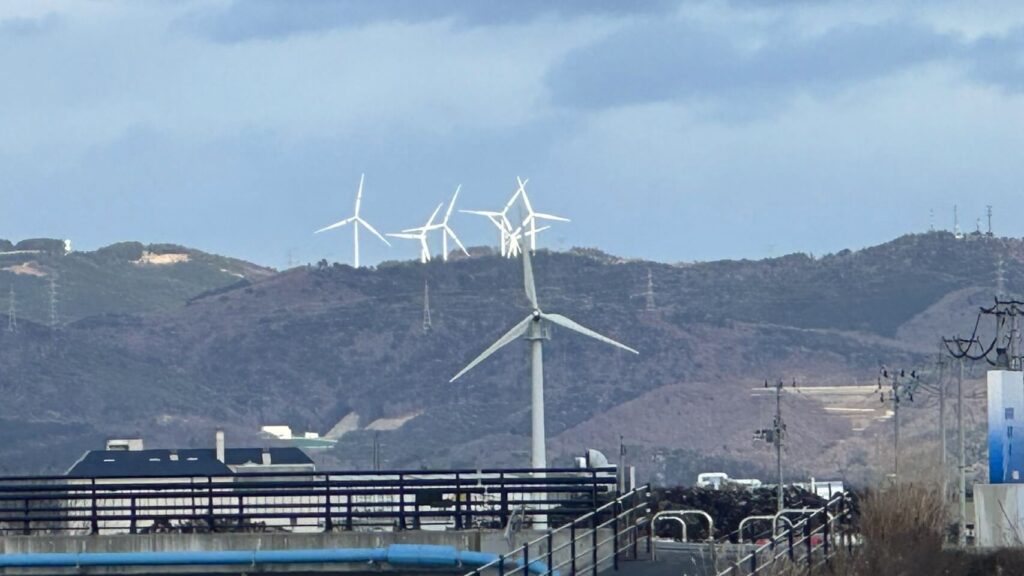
(0, 231, 1012, 484)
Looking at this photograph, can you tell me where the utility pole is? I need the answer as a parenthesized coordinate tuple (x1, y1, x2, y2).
(756, 380, 787, 512)
(422, 280, 433, 332)
(936, 348, 948, 501)
(372, 432, 381, 471)
(879, 367, 919, 480)
(957, 356, 966, 547)
(942, 336, 978, 547)
(6, 286, 16, 333)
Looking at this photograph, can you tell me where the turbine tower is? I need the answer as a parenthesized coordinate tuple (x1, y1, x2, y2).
(314, 174, 391, 268)
(388, 203, 443, 263)
(450, 242, 639, 469)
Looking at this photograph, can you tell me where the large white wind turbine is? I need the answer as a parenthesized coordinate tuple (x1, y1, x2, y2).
(449, 242, 639, 470)
(314, 174, 391, 268)
(516, 177, 570, 252)
(388, 203, 444, 263)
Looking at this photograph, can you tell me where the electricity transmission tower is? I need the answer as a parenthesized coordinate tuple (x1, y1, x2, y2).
(644, 269, 655, 311)
(422, 280, 432, 332)
(878, 367, 920, 480)
(6, 286, 16, 333)
(755, 379, 789, 513)
(48, 275, 60, 331)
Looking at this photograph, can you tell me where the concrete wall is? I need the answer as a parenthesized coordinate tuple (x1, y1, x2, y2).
(975, 484, 1024, 547)
(0, 526, 631, 576)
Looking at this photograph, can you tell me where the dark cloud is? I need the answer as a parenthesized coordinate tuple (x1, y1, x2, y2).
(546, 19, 960, 110)
(181, 0, 678, 43)
(967, 29, 1024, 90)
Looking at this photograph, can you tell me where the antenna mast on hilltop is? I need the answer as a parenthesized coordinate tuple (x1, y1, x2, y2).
(422, 280, 433, 332)
(954, 205, 963, 239)
(987, 205, 994, 236)
(7, 286, 16, 333)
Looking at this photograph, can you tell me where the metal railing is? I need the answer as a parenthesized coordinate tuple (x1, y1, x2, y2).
(715, 493, 854, 576)
(467, 485, 651, 576)
(0, 467, 617, 536)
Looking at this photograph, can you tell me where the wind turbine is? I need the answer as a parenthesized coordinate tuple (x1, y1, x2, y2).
(460, 178, 536, 258)
(388, 203, 443, 263)
(461, 209, 511, 256)
(314, 174, 391, 268)
(429, 186, 470, 261)
(517, 177, 570, 251)
(450, 241, 639, 470)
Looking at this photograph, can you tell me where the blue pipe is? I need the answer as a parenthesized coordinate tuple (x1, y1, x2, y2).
(0, 544, 556, 575)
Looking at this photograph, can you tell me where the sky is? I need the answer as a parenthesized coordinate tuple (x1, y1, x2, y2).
(2, 0, 1024, 268)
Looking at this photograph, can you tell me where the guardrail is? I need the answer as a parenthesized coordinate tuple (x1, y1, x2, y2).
(466, 485, 650, 576)
(0, 467, 618, 536)
(715, 493, 854, 576)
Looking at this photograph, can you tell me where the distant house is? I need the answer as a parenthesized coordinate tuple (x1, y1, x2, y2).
(66, 436, 315, 478)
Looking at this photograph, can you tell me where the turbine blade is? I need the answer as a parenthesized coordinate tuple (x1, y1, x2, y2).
(542, 313, 639, 355)
(446, 226, 470, 256)
(450, 315, 534, 382)
(518, 182, 534, 215)
(525, 226, 551, 237)
(533, 213, 571, 222)
(522, 239, 538, 309)
(444, 185, 461, 223)
(358, 218, 392, 246)
(354, 173, 365, 216)
(386, 232, 421, 240)
(314, 217, 356, 234)
(426, 202, 444, 227)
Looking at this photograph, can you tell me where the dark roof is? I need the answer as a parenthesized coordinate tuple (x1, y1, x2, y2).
(66, 448, 314, 478)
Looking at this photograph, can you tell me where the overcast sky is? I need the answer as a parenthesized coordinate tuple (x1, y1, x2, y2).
(2, 1, 1023, 268)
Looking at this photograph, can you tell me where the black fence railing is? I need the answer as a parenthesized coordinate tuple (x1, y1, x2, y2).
(715, 493, 855, 576)
(0, 467, 618, 536)
(467, 485, 651, 576)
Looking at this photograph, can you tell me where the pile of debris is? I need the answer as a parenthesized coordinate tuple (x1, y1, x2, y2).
(651, 486, 855, 542)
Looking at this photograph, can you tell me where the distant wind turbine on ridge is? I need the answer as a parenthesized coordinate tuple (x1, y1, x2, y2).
(314, 174, 391, 268)
(516, 177, 570, 252)
(462, 178, 553, 258)
(450, 240, 639, 469)
(427, 185, 470, 261)
(388, 203, 444, 264)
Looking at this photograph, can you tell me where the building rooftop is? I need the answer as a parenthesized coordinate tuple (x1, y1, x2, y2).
(66, 447, 314, 478)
